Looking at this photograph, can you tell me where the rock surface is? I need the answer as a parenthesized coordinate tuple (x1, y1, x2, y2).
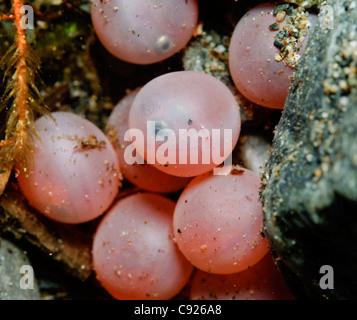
(262, 0, 357, 299)
(285, 0, 327, 9)
(0, 238, 41, 300)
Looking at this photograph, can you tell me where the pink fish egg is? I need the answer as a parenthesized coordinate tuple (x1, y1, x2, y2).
(92, 193, 194, 300)
(16, 112, 120, 224)
(173, 167, 269, 274)
(106, 88, 191, 193)
(128, 71, 241, 177)
(91, 0, 199, 65)
(229, 2, 316, 109)
(190, 253, 294, 300)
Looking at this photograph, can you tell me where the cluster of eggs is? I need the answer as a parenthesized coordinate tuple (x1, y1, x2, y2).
(15, 0, 316, 300)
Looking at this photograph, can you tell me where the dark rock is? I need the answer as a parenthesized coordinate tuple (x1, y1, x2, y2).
(0, 189, 94, 281)
(0, 238, 41, 300)
(262, 0, 357, 299)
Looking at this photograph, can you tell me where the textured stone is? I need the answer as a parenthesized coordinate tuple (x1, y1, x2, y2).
(284, 0, 327, 8)
(0, 190, 93, 281)
(0, 238, 41, 300)
(262, 0, 357, 299)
